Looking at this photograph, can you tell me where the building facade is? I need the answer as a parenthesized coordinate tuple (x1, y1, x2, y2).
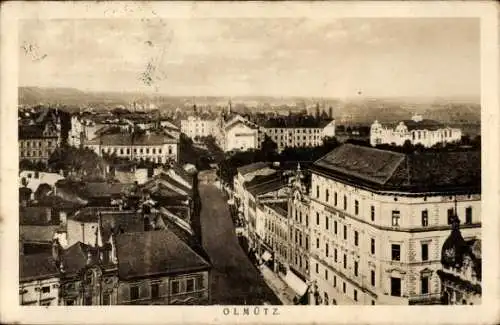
(84, 131, 179, 163)
(224, 115, 261, 152)
(308, 144, 481, 305)
(19, 120, 61, 164)
(19, 252, 61, 306)
(370, 114, 462, 147)
(180, 116, 216, 140)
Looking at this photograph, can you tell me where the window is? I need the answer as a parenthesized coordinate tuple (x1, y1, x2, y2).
(343, 282, 346, 293)
(316, 238, 320, 249)
(334, 221, 338, 235)
(326, 189, 329, 202)
(315, 263, 319, 274)
(66, 299, 75, 306)
(421, 243, 429, 261)
(465, 207, 472, 224)
(354, 261, 359, 276)
(151, 283, 159, 299)
(171, 281, 180, 295)
(305, 214, 309, 227)
(129, 286, 139, 300)
(371, 270, 375, 286)
(102, 292, 110, 305)
(158, 148, 162, 154)
(392, 210, 400, 226)
(354, 231, 359, 246)
(120, 148, 124, 154)
(325, 269, 328, 280)
(41, 286, 50, 294)
(305, 236, 309, 249)
(371, 238, 375, 255)
(343, 225, 347, 240)
(371, 206, 375, 221)
(421, 276, 429, 295)
(168, 146, 173, 154)
(316, 186, 320, 198)
(334, 248, 338, 262)
(186, 278, 195, 292)
(84, 295, 93, 305)
(343, 254, 347, 269)
(372, 300, 375, 305)
(333, 275, 337, 288)
(421, 210, 429, 227)
(354, 200, 359, 215)
(447, 208, 454, 224)
(343, 195, 347, 210)
(325, 243, 329, 257)
(316, 212, 320, 225)
(391, 244, 401, 261)
(354, 289, 358, 301)
(325, 216, 329, 230)
(390, 277, 401, 297)
(334, 192, 338, 206)
(299, 211, 302, 223)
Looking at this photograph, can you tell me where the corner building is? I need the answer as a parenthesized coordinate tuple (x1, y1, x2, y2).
(308, 144, 481, 305)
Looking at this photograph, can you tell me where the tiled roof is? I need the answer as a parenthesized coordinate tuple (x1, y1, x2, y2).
(401, 119, 445, 131)
(20, 225, 58, 243)
(20, 253, 59, 282)
(237, 162, 269, 176)
(60, 242, 91, 277)
(85, 131, 177, 146)
(263, 117, 333, 129)
(311, 144, 481, 193)
(83, 182, 133, 198)
(115, 230, 211, 279)
(19, 206, 55, 226)
(265, 202, 288, 216)
(245, 174, 289, 196)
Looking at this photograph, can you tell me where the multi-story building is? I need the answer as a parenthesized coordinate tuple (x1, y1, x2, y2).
(84, 131, 179, 163)
(223, 115, 261, 152)
(19, 120, 61, 164)
(308, 143, 481, 305)
(68, 115, 84, 147)
(19, 251, 61, 306)
(262, 118, 336, 152)
(370, 114, 462, 147)
(180, 116, 216, 140)
(437, 216, 481, 305)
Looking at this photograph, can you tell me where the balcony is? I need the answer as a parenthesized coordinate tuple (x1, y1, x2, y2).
(409, 293, 442, 305)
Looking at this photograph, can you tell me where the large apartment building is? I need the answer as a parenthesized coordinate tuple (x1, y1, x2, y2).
(180, 116, 216, 140)
(19, 120, 61, 164)
(307, 144, 481, 305)
(370, 114, 462, 148)
(84, 131, 179, 163)
(262, 118, 335, 152)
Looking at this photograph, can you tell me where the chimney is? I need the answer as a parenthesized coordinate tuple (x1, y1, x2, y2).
(59, 211, 67, 225)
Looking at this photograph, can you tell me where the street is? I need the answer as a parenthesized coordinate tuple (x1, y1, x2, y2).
(198, 183, 281, 305)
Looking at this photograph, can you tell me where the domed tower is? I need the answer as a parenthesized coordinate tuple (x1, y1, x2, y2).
(441, 214, 468, 269)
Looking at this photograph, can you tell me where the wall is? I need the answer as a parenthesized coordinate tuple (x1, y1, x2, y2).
(19, 277, 60, 306)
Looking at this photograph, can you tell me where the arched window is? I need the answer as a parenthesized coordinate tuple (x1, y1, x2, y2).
(324, 292, 329, 305)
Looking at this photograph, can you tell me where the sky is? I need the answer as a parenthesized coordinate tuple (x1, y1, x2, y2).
(19, 18, 480, 98)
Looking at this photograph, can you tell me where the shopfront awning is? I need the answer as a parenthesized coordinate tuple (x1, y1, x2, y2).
(261, 251, 272, 262)
(284, 270, 308, 296)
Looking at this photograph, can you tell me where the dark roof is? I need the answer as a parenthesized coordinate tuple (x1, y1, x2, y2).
(100, 211, 148, 243)
(245, 174, 289, 196)
(401, 119, 445, 131)
(237, 162, 269, 175)
(20, 225, 58, 243)
(19, 206, 55, 226)
(85, 131, 177, 146)
(115, 230, 211, 279)
(20, 253, 59, 282)
(263, 117, 333, 129)
(311, 144, 481, 193)
(265, 202, 288, 216)
(145, 172, 193, 197)
(60, 242, 91, 277)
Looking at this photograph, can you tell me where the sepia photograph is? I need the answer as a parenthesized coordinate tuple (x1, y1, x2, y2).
(1, 1, 499, 324)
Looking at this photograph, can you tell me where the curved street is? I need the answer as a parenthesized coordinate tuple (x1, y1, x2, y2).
(198, 183, 281, 305)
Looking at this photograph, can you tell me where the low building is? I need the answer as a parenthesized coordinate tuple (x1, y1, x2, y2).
(181, 116, 216, 140)
(115, 230, 211, 305)
(438, 216, 481, 305)
(308, 144, 481, 305)
(84, 131, 179, 164)
(370, 114, 462, 147)
(223, 115, 261, 152)
(19, 252, 60, 306)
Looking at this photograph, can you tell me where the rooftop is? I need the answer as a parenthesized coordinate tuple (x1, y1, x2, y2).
(85, 131, 177, 146)
(20, 253, 59, 282)
(263, 117, 333, 129)
(265, 201, 289, 216)
(20, 225, 59, 243)
(312, 144, 481, 193)
(237, 162, 269, 176)
(115, 229, 211, 280)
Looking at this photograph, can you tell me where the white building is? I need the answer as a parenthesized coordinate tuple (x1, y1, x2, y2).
(68, 115, 84, 147)
(180, 116, 216, 140)
(262, 119, 336, 152)
(308, 144, 481, 305)
(84, 131, 179, 163)
(370, 114, 462, 147)
(223, 115, 261, 152)
(19, 170, 64, 194)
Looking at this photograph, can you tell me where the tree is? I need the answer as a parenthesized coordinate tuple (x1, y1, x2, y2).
(261, 135, 278, 161)
(35, 183, 52, 200)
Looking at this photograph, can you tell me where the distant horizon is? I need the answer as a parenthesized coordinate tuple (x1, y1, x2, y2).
(18, 85, 481, 104)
